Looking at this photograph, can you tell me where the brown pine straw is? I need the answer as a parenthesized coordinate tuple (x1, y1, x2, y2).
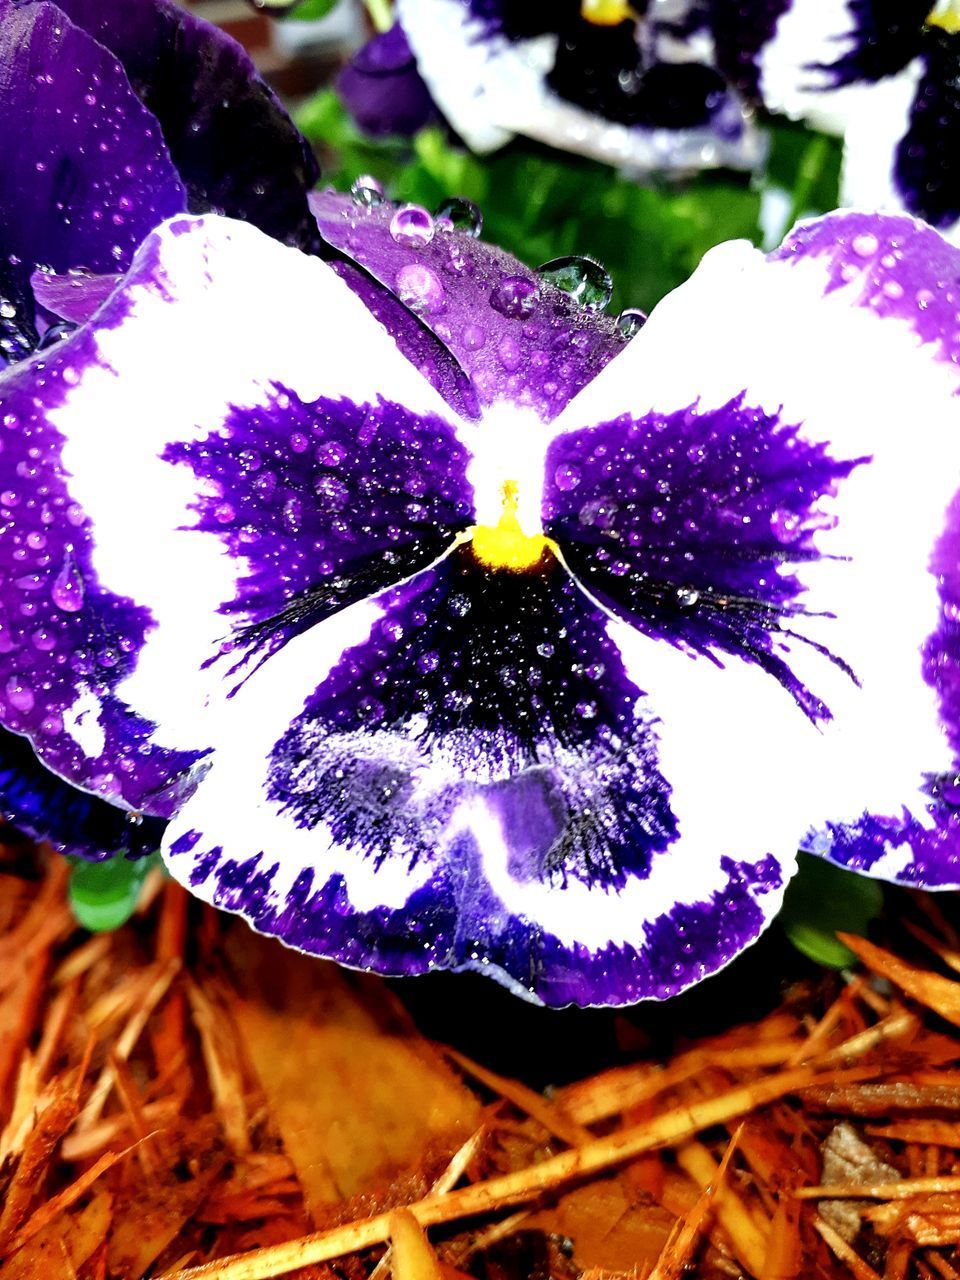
(11, 846, 960, 1279)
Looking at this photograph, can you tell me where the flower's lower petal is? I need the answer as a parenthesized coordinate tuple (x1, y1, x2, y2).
(46, 0, 321, 250)
(0, 214, 472, 811)
(0, 2, 186, 295)
(547, 210, 960, 890)
(756, 0, 927, 132)
(0, 726, 163, 858)
(396, 0, 763, 171)
(163, 547, 791, 1008)
(312, 191, 627, 421)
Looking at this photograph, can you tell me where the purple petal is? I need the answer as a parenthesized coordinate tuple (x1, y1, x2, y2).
(337, 23, 437, 138)
(893, 33, 960, 233)
(551, 209, 960, 893)
(47, 0, 321, 249)
(164, 547, 789, 1008)
(0, 0, 186, 359)
(0, 726, 164, 858)
(31, 269, 123, 325)
(312, 190, 627, 421)
(0, 213, 471, 811)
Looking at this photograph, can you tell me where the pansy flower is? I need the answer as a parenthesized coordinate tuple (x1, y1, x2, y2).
(751, 0, 960, 238)
(347, 1, 766, 173)
(0, 0, 320, 366)
(0, 197, 959, 1006)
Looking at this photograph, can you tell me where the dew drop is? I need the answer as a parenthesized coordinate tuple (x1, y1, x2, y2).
(350, 174, 384, 208)
(489, 274, 539, 319)
(38, 320, 78, 349)
(538, 256, 613, 311)
(389, 204, 435, 247)
(616, 307, 646, 338)
(395, 263, 445, 315)
(852, 232, 879, 258)
(52, 554, 84, 612)
(675, 587, 700, 610)
(434, 197, 482, 237)
(6, 675, 34, 714)
(554, 462, 581, 492)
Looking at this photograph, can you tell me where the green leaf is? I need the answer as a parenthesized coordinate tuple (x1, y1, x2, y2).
(68, 852, 159, 932)
(779, 853, 884, 969)
(254, 0, 339, 17)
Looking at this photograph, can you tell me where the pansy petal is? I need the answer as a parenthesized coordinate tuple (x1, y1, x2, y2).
(889, 32, 960, 235)
(164, 547, 790, 1008)
(395, 0, 764, 171)
(0, 214, 472, 812)
(756, 0, 927, 132)
(45, 0, 321, 249)
(546, 210, 960, 889)
(312, 191, 627, 420)
(0, 727, 163, 858)
(31, 269, 123, 327)
(0, 0, 186, 358)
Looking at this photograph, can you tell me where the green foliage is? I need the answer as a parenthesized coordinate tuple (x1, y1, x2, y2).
(68, 852, 160, 932)
(256, 0, 339, 17)
(298, 92, 843, 315)
(779, 853, 885, 969)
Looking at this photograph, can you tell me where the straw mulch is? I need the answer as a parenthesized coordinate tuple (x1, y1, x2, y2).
(5, 841, 960, 1280)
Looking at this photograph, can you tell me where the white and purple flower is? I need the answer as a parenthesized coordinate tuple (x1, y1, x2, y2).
(754, 1, 960, 238)
(0, 193, 958, 1005)
(350, 0, 767, 172)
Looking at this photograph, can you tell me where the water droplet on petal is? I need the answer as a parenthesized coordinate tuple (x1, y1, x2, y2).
(351, 174, 384, 209)
(38, 320, 78, 349)
(852, 232, 879, 258)
(434, 197, 483, 237)
(395, 263, 445, 315)
(538, 256, 613, 311)
(389, 204, 435, 247)
(52, 553, 84, 612)
(489, 274, 539, 319)
(616, 307, 646, 338)
(554, 462, 581, 492)
(6, 674, 34, 714)
(675, 587, 700, 610)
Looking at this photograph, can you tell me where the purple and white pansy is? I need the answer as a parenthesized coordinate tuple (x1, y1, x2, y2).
(1, 197, 960, 1006)
(387, 0, 766, 172)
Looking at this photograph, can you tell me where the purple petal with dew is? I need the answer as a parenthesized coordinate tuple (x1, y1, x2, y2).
(0, 0, 185, 361)
(0, 726, 164, 859)
(552, 209, 960, 892)
(337, 23, 437, 139)
(312, 190, 627, 421)
(0, 213, 473, 811)
(163, 546, 790, 1007)
(31, 270, 123, 326)
(544, 395, 863, 722)
(43, 0, 321, 250)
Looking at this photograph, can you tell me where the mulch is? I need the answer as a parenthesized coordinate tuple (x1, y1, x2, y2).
(4, 837, 960, 1280)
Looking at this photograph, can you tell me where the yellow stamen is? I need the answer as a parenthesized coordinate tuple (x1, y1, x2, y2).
(581, 0, 634, 26)
(928, 0, 960, 32)
(470, 481, 554, 572)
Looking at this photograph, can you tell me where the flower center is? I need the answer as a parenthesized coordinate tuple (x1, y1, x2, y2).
(928, 0, 960, 32)
(470, 481, 555, 572)
(581, 0, 635, 25)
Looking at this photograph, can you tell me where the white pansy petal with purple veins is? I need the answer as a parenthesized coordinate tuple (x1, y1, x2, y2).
(395, 0, 764, 172)
(550, 210, 960, 891)
(164, 545, 787, 1007)
(0, 214, 473, 812)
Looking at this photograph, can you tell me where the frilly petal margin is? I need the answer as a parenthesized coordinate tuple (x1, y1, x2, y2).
(163, 548, 789, 1008)
(548, 209, 960, 893)
(0, 214, 473, 815)
(36, 0, 321, 250)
